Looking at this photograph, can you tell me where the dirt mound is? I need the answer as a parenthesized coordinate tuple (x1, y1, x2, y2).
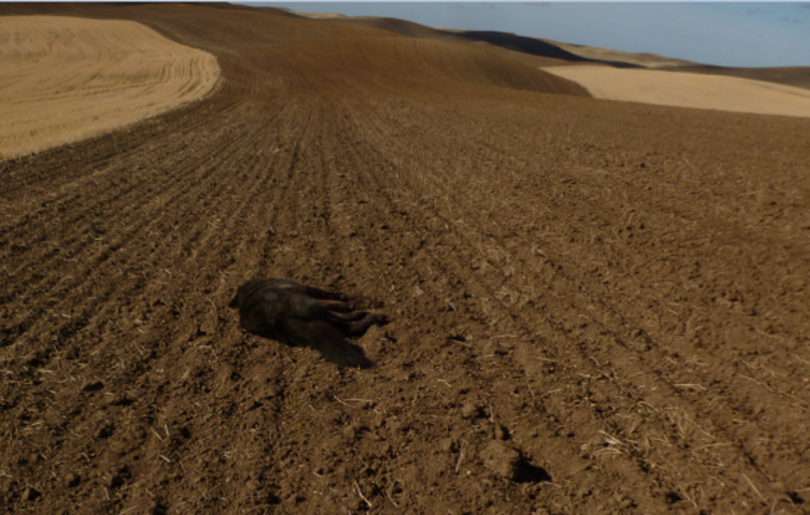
(3, 3, 810, 515)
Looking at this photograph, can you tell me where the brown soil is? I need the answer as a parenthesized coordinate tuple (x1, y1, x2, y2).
(2, 3, 810, 514)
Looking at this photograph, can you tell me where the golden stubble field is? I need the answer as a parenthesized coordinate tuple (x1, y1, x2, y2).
(542, 64, 810, 117)
(0, 15, 220, 160)
(2, 3, 810, 514)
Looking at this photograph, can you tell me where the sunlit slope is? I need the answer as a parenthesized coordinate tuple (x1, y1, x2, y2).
(0, 16, 220, 159)
(544, 65, 810, 117)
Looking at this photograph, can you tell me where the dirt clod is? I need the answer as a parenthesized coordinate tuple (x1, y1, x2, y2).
(461, 402, 484, 419)
(480, 441, 522, 481)
(440, 437, 459, 453)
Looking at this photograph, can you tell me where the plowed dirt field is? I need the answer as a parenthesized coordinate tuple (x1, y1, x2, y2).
(2, 4, 810, 514)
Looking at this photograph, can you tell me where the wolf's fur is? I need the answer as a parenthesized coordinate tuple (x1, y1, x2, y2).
(229, 278, 387, 368)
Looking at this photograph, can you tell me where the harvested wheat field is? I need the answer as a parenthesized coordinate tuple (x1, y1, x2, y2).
(0, 15, 220, 160)
(2, 3, 810, 514)
(542, 64, 810, 118)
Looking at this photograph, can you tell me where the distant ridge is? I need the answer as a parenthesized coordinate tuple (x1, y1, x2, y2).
(288, 11, 633, 68)
(286, 7, 810, 91)
(453, 30, 619, 66)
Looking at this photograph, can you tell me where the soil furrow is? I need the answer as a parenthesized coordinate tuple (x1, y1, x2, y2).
(334, 93, 805, 510)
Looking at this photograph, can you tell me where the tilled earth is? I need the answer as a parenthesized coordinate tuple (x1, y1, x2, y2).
(2, 4, 810, 514)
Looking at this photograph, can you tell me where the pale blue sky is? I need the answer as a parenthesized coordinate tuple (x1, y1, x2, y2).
(249, 3, 810, 68)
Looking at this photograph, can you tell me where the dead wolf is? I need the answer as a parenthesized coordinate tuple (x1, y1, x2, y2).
(229, 278, 387, 368)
